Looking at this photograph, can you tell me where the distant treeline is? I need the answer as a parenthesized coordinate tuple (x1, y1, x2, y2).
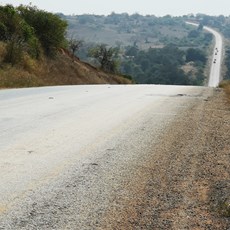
(121, 44, 207, 85)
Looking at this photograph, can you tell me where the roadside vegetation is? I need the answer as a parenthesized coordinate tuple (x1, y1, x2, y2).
(0, 4, 66, 87)
(0, 4, 67, 62)
(0, 4, 131, 88)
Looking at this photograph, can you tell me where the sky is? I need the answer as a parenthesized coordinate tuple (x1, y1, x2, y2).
(0, 0, 230, 16)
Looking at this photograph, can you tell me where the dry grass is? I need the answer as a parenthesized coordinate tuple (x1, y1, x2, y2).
(219, 80, 230, 101)
(0, 48, 132, 88)
(0, 42, 6, 62)
(0, 66, 44, 88)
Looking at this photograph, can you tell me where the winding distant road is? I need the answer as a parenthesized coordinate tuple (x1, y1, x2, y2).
(205, 26, 223, 87)
(186, 22, 223, 87)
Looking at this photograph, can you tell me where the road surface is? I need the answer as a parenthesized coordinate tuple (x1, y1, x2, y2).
(0, 85, 214, 229)
(186, 22, 223, 87)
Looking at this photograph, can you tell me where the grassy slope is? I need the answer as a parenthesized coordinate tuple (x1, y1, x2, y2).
(0, 44, 132, 88)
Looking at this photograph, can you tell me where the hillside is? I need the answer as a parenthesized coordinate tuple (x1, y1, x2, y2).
(0, 5, 132, 88)
(0, 47, 132, 88)
(65, 14, 201, 49)
(0, 46, 132, 88)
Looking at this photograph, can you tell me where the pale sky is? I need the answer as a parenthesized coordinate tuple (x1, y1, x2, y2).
(0, 0, 230, 16)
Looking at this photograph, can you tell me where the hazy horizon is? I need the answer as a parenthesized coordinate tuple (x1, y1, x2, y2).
(0, 0, 230, 16)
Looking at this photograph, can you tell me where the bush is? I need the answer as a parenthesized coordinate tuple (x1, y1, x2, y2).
(4, 40, 23, 65)
(18, 5, 68, 56)
(186, 48, 207, 64)
(0, 4, 68, 61)
(89, 44, 120, 73)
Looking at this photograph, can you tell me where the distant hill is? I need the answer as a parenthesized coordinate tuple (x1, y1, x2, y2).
(63, 13, 209, 50)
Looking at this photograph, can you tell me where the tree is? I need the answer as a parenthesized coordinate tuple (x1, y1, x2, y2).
(121, 44, 192, 85)
(18, 5, 68, 56)
(224, 48, 230, 79)
(68, 37, 83, 56)
(125, 45, 139, 57)
(198, 23, 204, 31)
(188, 30, 200, 38)
(0, 4, 68, 64)
(0, 4, 39, 64)
(0, 5, 36, 44)
(89, 44, 119, 73)
(186, 48, 207, 64)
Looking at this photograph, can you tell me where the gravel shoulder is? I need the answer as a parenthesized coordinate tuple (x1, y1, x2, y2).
(0, 87, 229, 229)
(101, 89, 230, 229)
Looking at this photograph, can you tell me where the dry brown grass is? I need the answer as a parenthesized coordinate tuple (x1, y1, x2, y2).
(0, 48, 132, 88)
(0, 42, 6, 62)
(0, 66, 44, 88)
(219, 80, 230, 101)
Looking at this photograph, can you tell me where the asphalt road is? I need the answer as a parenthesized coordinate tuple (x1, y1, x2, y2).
(205, 26, 223, 87)
(186, 22, 223, 87)
(0, 85, 213, 229)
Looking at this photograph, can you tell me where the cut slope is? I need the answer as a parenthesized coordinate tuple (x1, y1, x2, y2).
(0, 47, 132, 88)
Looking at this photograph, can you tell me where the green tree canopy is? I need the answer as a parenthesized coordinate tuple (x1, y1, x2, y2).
(18, 5, 68, 56)
(89, 44, 119, 73)
(0, 4, 35, 43)
(0, 4, 68, 61)
(121, 44, 191, 85)
(186, 48, 207, 64)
